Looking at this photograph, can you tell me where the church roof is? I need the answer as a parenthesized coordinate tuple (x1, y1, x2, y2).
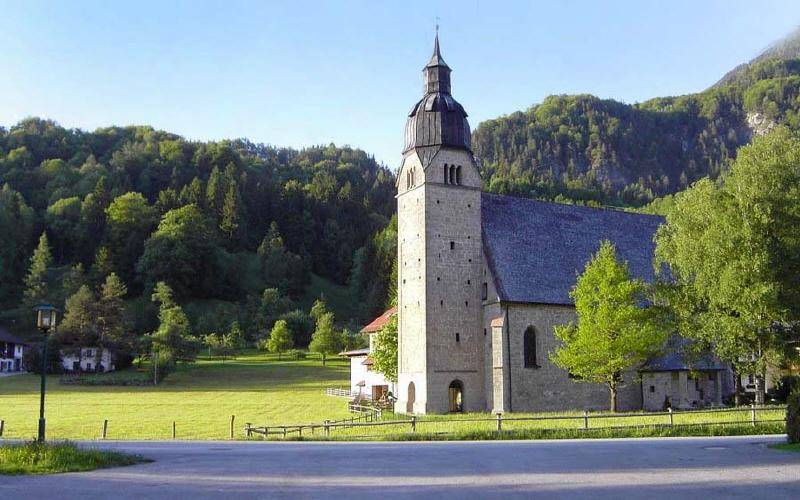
(481, 193, 664, 305)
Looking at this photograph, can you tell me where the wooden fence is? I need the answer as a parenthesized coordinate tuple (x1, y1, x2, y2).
(324, 387, 353, 398)
(243, 404, 787, 440)
(245, 404, 382, 439)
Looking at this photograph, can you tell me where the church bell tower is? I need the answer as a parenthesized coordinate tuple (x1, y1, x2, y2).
(396, 35, 484, 414)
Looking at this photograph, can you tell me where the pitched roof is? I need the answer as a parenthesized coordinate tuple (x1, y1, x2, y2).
(340, 348, 370, 357)
(481, 193, 664, 305)
(641, 337, 727, 372)
(360, 307, 397, 334)
(0, 327, 27, 345)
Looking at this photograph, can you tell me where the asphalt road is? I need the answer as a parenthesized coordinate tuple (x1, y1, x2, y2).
(1, 435, 798, 499)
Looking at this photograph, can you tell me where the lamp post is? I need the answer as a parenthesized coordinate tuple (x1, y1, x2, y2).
(34, 304, 57, 442)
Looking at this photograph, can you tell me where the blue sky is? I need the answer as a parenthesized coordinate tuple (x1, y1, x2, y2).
(0, 0, 798, 166)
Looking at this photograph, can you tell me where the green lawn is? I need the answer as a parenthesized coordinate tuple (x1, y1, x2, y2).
(0, 351, 353, 440)
(770, 442, 800, 452)
(0, 350, 788, 441)
(0, 441, 147, 475)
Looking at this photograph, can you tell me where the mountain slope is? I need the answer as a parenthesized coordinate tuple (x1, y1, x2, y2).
(715, 26, 800, 87)
(474, 29, 800, 207)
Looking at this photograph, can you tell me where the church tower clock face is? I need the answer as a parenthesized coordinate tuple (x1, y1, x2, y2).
(396, 34, 484, 415)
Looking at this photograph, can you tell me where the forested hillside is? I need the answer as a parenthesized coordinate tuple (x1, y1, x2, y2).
(0, 118, 397, 340)
(474, 35, 800, 207)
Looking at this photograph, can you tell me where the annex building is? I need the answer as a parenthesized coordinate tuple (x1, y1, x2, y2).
(393, 36, 733, 414)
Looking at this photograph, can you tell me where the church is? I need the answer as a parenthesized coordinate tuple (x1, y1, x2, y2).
(393, 36, 731, 415)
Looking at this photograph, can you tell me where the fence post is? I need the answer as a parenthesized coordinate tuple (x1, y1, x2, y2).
(324, 420, 330, 437)
(668, 408, 673, 427)
(283, 426, 287, 438)
(298, 426, 303, 437)
(172, 421, 176, 439)
(411, 416, 417, 432)
(230, 415, 235, 439)
(583, 410, 589, 430)
(102, 419, 108, 440)
(496, 412, 502, 432)
(751, 403, 756, 427)
(245, 423, 252, 438)
(0, 419, 4, 437)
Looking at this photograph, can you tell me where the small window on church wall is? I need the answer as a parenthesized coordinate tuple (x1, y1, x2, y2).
(649, 386, 655, 393)
(524, 326, 539, 368)
(450, 241, 455, 250)
(456, 165, 462, 185)
(455, 333, 460, 342)
(467, 279, 470, 285)
(465, 301, 468, 307)
(484, 328, 487, 336)
(482, 283, 488, 300)
(443, 164, 448, 183)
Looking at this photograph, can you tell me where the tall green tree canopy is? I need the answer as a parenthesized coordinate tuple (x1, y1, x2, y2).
(655, 127, 800, 403)
(551, 241, 667, 411)
(309, 311, 340, 365)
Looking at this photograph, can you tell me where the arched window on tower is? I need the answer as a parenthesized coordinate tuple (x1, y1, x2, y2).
(449, 165, 456, 185)
(524, 326, 539, 368)
(456, 165, 462, 185)
(443, 164, 449, 184)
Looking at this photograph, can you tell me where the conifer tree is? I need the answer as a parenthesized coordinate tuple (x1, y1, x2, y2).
(97, 273, 130, 351)
(24, 232, 53, 307)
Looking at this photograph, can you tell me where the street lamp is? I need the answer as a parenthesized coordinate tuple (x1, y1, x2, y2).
(34, 303, 57, 442)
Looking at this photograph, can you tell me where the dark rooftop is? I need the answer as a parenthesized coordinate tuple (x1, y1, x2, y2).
(0, 327, 27, 345)
(481, 193, 664, 305)
(641, 337, 727, 372)
(404, 34, 471, 154)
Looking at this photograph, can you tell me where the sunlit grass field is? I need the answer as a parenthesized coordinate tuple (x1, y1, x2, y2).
(0, 351, 353, 440)
(0, 350, 787, 441)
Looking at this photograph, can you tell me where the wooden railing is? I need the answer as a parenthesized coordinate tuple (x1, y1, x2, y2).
(243, 404, 786, 440)
(245, 405, 383, 439)
(324, 387, 353, 398)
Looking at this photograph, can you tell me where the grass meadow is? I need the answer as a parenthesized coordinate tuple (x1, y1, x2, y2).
(0, 351, 353, 440)
(0, 350, 788, 441)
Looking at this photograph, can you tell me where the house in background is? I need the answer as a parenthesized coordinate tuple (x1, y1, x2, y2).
(0, 327, 27, 373)
(640, 337, 733, 411)
(340, 307, 396, 401)
(60, 347, 115, 373)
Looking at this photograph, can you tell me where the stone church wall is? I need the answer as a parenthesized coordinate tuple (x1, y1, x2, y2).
(489, 303, 643, 413)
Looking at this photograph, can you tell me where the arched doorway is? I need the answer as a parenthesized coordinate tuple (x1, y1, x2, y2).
(406, 382, 416, 414)
(448, 380, 463, 413)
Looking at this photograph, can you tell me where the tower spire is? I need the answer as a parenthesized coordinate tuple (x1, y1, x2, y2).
(423, 30, 451, 94)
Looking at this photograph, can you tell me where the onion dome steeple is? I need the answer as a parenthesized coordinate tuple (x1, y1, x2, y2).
(404, 34, 471, 154)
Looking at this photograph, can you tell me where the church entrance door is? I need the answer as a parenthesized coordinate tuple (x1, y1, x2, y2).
(406, 382, 415, 413)
(448, 380, 463, 412)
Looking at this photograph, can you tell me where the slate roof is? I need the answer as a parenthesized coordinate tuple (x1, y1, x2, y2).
(481, 193, 664, 305)
(641, 337, 727, 372)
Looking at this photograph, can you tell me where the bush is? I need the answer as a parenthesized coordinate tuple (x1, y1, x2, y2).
(788, 389, 800, 444)
(286, 349, 306, 360)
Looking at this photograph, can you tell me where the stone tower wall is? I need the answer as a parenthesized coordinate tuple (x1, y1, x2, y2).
(396, 148, 485, 414)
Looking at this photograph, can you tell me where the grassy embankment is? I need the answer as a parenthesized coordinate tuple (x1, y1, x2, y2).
(769, 443, 800, 452)
(0, 441, 147, 475)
